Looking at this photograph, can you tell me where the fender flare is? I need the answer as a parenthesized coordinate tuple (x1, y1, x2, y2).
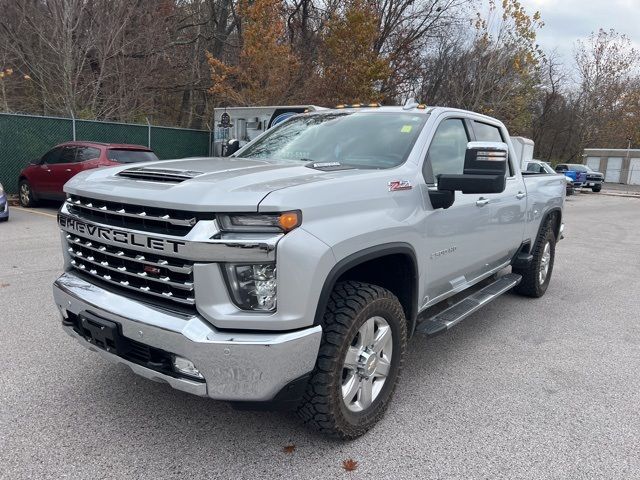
(539, 207, 563, 241)
(313, 242, 419, 334)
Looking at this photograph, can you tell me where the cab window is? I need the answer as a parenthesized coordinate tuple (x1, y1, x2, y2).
(473, 121, 503, 142)
(424, 119, 469, 183)
(526, 163, 542, 173)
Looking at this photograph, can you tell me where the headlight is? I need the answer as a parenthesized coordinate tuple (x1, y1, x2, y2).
(223, 263, 277, 311)
(0, 183, 4, 196)
(217, 211, 301, 233)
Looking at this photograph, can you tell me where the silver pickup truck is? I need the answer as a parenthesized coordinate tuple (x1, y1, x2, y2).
(53, 104, 565, 438)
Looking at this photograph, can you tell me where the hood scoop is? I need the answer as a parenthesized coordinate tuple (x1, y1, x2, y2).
(118, 167, 204, 183)
(305, 161, 354, 172)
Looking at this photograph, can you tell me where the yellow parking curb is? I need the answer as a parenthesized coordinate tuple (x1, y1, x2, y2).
(12, 206, 58, 218)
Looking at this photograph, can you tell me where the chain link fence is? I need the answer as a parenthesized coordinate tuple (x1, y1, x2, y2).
(0, 113, 211, 194)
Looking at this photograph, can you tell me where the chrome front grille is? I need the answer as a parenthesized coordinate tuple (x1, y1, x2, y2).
(66, 194, 215, 236)
(65, 233, 195, 306)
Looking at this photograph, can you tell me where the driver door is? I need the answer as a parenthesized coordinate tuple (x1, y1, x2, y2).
(418, 117, 495, 306)
(31, 146, 63, 195)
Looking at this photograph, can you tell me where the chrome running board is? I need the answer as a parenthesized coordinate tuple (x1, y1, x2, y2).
(416, 273, 522, 336)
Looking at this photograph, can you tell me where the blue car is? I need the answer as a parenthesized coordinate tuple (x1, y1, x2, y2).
(0, 182, 9, 222)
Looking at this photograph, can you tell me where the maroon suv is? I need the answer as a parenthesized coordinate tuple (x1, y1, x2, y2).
(18, 142, 158, 207)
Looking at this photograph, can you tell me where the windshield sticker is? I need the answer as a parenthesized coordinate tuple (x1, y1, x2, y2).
(401, 125, 413, 133)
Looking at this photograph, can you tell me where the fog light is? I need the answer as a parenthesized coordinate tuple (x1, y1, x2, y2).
(172, 355, 204, 380)
(223, 263, 277, 311)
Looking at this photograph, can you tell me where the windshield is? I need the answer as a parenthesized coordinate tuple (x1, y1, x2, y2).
(236, 112, 428, 169)
(541, 163, 556, 174)
(108, 149, 159, 164)
(567, 164, 588, 172)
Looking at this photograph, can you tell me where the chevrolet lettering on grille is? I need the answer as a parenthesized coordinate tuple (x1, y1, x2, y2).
(58, 214, 186, 254)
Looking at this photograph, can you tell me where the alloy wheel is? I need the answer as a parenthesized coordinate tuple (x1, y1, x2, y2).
(539, 241, 551, 285)
(20, 183, 30, 206)
(341, 316, 393, 412)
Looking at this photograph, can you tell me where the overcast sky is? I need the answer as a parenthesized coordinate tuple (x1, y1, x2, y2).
(518, 0, 640, 63)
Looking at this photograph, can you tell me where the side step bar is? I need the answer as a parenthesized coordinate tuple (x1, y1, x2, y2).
(416, 273, 522, 337)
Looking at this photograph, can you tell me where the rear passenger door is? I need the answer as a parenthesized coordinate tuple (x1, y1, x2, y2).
(76, 146, 102, 168)
(420, 117, 496, 304)
(471, 120, 526, 265)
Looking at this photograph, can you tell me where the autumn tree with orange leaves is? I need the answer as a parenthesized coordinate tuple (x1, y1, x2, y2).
(312, 0, 391, 106)
(207, 0, 299, 106)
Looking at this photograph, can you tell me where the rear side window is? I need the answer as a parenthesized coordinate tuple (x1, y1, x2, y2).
(77, 147, 101, 162)
(526, 163, 542, 173)
(107, 149, 159, 163)
(424, 119, 469, 182)
(473, 121, 503, 142)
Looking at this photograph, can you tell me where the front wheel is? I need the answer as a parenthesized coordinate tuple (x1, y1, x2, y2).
(19, 180, 37, 207)
(592, 186, 602, 192)
(513, 221, 556, 297)
(298, 281, 407, 439)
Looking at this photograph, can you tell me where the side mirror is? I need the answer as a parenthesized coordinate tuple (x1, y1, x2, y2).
(437, 141, 508, 195)
(224, 139, 240, 157)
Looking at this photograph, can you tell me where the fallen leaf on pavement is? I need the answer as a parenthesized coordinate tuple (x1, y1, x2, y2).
(342, 459, 358, 472)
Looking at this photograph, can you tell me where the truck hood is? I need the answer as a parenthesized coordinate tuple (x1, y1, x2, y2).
(64, 157, 367, 211)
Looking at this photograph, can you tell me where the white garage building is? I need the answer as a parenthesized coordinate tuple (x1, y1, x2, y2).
(583, 148, 640, 185)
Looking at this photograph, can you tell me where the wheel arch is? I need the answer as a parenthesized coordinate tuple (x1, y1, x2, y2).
(313, 243, 419, 336)
(542, 207, 562, 241)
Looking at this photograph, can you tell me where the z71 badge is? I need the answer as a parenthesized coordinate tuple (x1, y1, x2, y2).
(388, 180, 412, 191)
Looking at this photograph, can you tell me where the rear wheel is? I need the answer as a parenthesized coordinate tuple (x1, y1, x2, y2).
(298, 281, 407, 439)
(513, 221, 556, 297)
(19, 180, 37, 207)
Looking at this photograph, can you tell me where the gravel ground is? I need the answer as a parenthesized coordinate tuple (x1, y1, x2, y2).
(1, 196, 639, 480)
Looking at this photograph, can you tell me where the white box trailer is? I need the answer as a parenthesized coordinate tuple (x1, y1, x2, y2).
(510, 136, 535, 168)
(212, 105, 325, 156)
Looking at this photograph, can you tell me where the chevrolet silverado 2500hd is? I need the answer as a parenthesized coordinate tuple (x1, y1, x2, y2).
(53, 104, 565, 439)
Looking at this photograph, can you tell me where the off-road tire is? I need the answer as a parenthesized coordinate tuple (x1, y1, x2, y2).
(513, 220, 556, 297)
(592, 185, 602, 193)
(19, 180, 37, 207)
(297, 281, 407, 439)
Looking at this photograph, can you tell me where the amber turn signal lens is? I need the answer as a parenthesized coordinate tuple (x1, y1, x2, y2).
(278, 212, 301, 232)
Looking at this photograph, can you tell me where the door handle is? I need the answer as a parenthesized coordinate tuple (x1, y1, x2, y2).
(65, 169, 72, 172)
(476, 198, 490, 207)
(516, 191, 526, 199)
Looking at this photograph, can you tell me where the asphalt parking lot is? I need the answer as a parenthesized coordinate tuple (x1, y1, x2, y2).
(1, 194, 639, 479)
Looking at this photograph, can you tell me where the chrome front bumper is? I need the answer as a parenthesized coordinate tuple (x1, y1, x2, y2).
(53, 272, 322, 401)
